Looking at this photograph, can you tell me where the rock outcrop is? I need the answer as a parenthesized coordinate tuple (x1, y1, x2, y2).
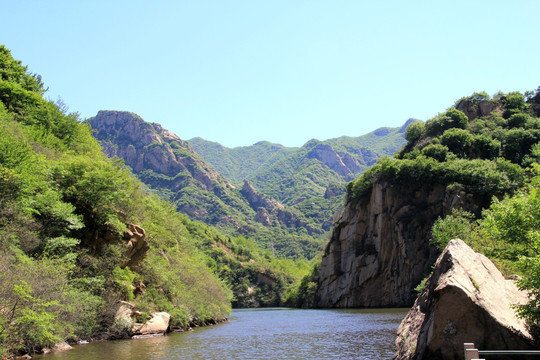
(455, 99, 501, 120)
(241, 180, 321, 234)
(88, 111, 257, 228)
(306, 143, 362, 179)
(122, 223, 149, 269)
(132, 312, 171, 337)
(393, 239, 536, 360)
(241, 180, 284, 212)
(88, 110, 225, 191)
(88, 111, 316, 239)
(316, 181, 468, 308)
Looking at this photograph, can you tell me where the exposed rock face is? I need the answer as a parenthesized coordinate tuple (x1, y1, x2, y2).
(88, 110, 224, 191)
(83, 222, 149, 268)
(393, 239, 536, 360)
(306, 143, 362, 179)
(114, 301, 135, 322)
(455, 99, 501, 120)
(42, 341, 73, 354)
(122, 223, 149, 269)
(254, 207, 272, 226)
(241, 180, 284, 211)
(324, 183, 345, 199)
(316, 181, 465, 308)
(88, 111, 311, 237)
(88, 111, 258, 227)
(241, 180, 321, 233)
(132, 312, 171, 336)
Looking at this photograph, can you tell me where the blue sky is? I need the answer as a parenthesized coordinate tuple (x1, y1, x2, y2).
(2, 0, 539, 147)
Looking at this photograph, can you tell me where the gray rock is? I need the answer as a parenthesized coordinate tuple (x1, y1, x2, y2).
(393, 239, 536, 360)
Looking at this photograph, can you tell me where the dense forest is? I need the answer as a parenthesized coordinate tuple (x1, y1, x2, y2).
(0, 46, 312, 357)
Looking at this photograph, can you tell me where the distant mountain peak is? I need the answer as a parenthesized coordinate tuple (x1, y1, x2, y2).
(398, 118, 419, 133)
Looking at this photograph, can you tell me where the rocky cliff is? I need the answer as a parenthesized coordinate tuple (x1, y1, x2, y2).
(87, 111, 325, 258)
(306, 143, 362, 179)
(88, 110, 226, 191)
(316, 181, 469, 308)
(393, 239, 536, 360)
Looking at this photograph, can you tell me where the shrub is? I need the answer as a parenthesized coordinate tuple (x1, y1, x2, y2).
(440, 128, 473, 158)
(405, 121, 425, 143)
(431, 209, 475, 251)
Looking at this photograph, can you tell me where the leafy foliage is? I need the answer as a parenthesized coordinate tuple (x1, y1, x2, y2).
(0, 45, 284, 355)
(376, 87, 540, 334)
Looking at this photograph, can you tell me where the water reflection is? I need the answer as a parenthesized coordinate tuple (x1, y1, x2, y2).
(35, 308, 407, 360)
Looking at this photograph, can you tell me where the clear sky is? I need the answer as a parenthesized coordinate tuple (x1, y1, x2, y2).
(2, 0, 539, 147)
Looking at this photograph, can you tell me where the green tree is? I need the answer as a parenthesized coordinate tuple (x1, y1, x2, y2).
(431, 208, 475, 250)
(440, 128, 473, 158)
(405, 121, 425, 143)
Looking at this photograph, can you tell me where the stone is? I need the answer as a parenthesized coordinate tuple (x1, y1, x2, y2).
(122, 223, 150, 269)
(52, 342, 73, 352)
(241, 180, 284, 211)
(317, 181, 448, 307)
(43, 341, 73, 353)
(114, 300, 135, 320)
(393, 239, 537, 360)
(306, 143, 361, 178)
(254, 207, 272, 226)
(132, 312, 170, 335)
(316, 177, 492, 308)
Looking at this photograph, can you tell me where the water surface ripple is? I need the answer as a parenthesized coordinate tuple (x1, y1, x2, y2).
(36, 308, 407, 360)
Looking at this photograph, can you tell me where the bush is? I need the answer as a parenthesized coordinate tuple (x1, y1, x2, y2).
(405, 121, 425, 143)
(431, 209, 475, 251)
(421, 144, 449, 162)
(440, 128, 473, 158)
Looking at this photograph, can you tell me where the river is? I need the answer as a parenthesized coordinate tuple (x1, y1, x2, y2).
(35, 308, 408, 360)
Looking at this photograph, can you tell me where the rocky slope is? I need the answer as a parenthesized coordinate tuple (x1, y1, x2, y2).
(88, 111, 323, 258)
(189, 120, 414, 235)
(88, 111, 229, 192)
(394, 239, 536, 360)
(316, 180, 483, 308)
(189, 119, 413, 186)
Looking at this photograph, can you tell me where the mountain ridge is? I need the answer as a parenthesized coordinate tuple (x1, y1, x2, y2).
(88, 110, 326, 259)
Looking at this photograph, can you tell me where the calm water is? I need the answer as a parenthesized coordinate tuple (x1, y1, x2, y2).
(35, 308, 407, 360)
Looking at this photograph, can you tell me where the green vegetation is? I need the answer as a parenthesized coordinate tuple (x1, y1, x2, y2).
(188, 121, 411, 239)
(0, 45, 310, 356)
(429, 167, 540, 333)
(357, 88, 540, 333)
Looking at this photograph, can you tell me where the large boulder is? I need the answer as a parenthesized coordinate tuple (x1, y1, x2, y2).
(132, 312, 170, 337)
(393, 239, 537, 360)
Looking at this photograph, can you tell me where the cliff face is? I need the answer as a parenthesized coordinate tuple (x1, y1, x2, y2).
(317, 181, 464, 308)
(306, 143, 362, 179)
(88, 111, 252, 227)
(88, 110, 225, 192)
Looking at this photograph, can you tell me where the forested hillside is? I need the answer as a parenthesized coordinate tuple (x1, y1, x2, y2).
(187, 138, 297, 184)
(189, 122, 411, 232)
(0, 46, 311, 357)
(310, 87, 540, 331)
(88, 111, 325, 259)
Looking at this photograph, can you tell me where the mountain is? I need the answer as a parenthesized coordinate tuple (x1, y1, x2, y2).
(0, 46, 318, 357)
(189, 120, 412, 185)
(187, 138, 297, 184)
(88, 111, 325, 259)
(189, 120, 414, 231)
(0, 45, 235, 354)
(315, 91, 540, 308)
